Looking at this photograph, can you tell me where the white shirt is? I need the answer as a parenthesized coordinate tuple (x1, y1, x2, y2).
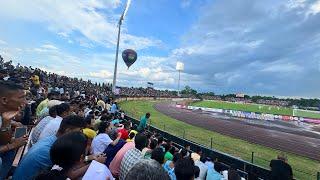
(195, 160, 208, 180)
(38, 116, 63, 140)
(91, 133, 113, 155)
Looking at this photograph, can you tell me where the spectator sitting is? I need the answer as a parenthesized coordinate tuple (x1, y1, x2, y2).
(194, 166, 200, 180)
(191, 147, 202, 162)
(151, 147, 165, 164)
(206, 161, 223, 180)
(31, 105, 57, 145)
(174, 157, 196, 180)
(124, 159, 170, 180)
(0, 81, 28, 179)
(143, 138, 158, 159)
(194, 155, 208, 180)
(91, 121, 121, 155)
(38, 103, 71, 140)
(109, 139, 135, 178)
(227, 164, 241, 180)
(118, 121, 130, 140)
(179, 144, 191, 157)
(103, 130, 126, 167)
(126, 129, 137, 142)
(119, 133, 148, 180)
(269, 153, 293, 180)
(163, 143, 174, 161)
(36, 91, 59, 117)
(35, 131, 87, 180)
(82, 115, 97, 155)
(163, 153, 182, 180)
(13, 115, 86, 180)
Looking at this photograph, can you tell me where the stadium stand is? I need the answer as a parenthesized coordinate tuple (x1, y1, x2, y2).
(1, 58, 318, 180)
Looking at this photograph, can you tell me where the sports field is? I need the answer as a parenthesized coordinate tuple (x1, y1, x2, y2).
(119, 100, 319, 180)
(192, 100, 320, 119)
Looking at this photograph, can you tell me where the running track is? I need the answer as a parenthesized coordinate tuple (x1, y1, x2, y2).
(154, 102, 320, 161)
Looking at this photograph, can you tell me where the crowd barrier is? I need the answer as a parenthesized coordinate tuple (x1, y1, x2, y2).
(186, 106, 320, 124)
(125, 115, 272, 179)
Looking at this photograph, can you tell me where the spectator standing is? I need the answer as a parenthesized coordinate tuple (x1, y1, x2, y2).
(137, 112, 150, 132)
(269, 154, 293, 180)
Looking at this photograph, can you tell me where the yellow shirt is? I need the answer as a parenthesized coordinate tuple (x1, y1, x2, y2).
(36, 98, 49, 116)
(83, 128, 97, 139)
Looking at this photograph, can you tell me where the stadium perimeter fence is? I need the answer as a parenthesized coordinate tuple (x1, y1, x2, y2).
(125, 114, 319, 180)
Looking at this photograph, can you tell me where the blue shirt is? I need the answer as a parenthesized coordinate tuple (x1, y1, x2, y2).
(13, 135, 57, 180)
(110, 104, 117, 114)
(206, 168, 223, 180)
(163, 160, 176, 180)
(104, 139, 126, 167)
(137, 115, 148, 131)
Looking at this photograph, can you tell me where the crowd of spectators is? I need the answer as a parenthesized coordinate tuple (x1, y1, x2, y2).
(0, 79, 251, 180)
(0, 57, 294, 180)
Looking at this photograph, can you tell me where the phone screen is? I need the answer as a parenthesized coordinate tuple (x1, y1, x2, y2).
(14, 127, 27, 138)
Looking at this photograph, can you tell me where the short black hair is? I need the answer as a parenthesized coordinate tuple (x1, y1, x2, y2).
(57, 115, 86, 135)
(134, 133, 148, 151)
(48, 106, 57, 117)
(174, 157, 195, 180)
(151, 147, 165, 164)
(98, 121, 110, 134)
(56, 103, 70, 116)
(36, 132, 87, 180)
(149, 138, 158, 150)
(0, 80, 24, 96)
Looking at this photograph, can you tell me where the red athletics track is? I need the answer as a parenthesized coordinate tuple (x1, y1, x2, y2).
(154, 102, 320, 161)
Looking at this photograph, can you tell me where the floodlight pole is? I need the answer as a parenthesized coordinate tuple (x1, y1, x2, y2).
(178, 70, 181, 96)
(112, 19, 122, 93)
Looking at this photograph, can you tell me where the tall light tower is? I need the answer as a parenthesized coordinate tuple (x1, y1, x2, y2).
(112, 0, 131, 93)
(176, 61, 184, 96)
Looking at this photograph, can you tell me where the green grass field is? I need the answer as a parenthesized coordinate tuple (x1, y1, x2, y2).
(192, 100, 320, 119)
(119, 100, 320, 180)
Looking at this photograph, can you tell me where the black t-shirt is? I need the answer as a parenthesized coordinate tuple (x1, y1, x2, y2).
(270, 159, 293, 180)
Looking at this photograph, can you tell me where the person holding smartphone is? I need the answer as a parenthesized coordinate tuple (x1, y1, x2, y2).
(0, 81, 28, 179)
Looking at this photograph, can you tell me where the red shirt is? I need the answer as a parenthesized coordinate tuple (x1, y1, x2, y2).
(118, 128, 129, 140)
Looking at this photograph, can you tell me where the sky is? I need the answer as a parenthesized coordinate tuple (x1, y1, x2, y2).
(0, 0, 320, 98)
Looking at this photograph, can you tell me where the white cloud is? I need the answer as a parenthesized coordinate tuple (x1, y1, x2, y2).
(0, 39, 7, 45)
(89, 70, 113, 78)
(261, 62, 302, 73)
(0, 0, 161, 50)
(41, 44, 58, 50)
(308, 0, 320, 15)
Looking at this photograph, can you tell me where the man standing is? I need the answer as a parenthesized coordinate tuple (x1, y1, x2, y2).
(137, 113, 150, 132)
(270, 153, 293, 180)
(0, 81, 28, 179)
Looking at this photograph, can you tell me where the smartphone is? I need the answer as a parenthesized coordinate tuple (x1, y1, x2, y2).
(14, 127, 27, 138)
